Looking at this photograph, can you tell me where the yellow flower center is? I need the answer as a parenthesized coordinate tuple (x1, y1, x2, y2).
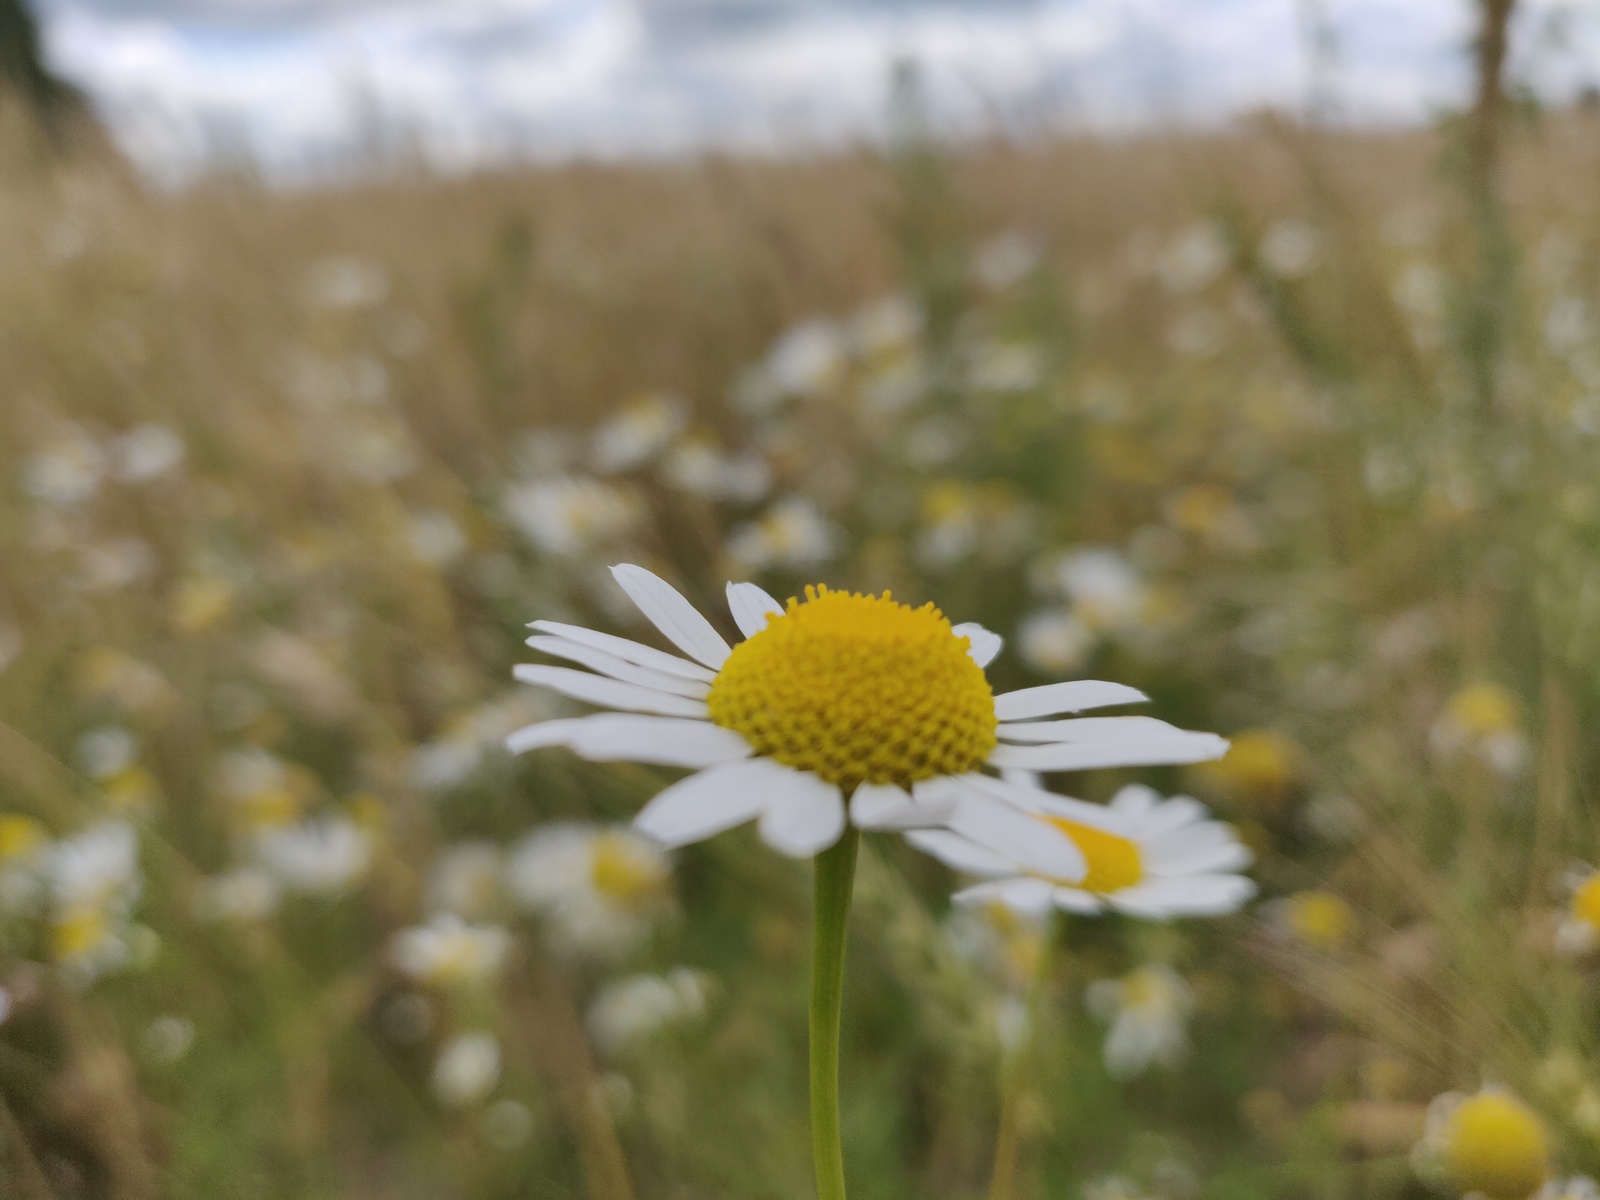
(590, 832, 668, 906)
(1041, 816, 1143, 893)
(52, 907, 110, 961)
(1447, 683, 1520, 736)
(1286, 890, 1356, 950)
(0, 815, 48, 860)
(1573, 875, 1600, 929)
(1444, 1091, 1549, 1200)
(707, 587, 997, 790)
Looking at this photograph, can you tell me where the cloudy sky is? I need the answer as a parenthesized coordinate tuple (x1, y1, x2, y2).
(33, 0, 1600, 183)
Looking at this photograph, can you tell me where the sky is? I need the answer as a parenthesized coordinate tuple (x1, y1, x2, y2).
(32, 0, 1600, 184)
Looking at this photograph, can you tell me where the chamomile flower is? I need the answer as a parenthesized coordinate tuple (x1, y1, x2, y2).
(1086, 964, 1194, 1079)
(391, 913, 511, 986)
(907, 783, 1254, 918)
(1554, 865, 1600, 955)
(506, 565, 1228, 861)
(1538, 1179, 1600, 1200)
(1413, 1087, 1550, 1200)
(506, 823, 672, 957)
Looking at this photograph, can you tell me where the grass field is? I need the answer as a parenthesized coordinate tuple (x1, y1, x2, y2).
(3, 54, 1600, 1199)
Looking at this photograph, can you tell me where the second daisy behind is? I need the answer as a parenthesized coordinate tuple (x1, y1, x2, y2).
(506, 564, 1228, 862)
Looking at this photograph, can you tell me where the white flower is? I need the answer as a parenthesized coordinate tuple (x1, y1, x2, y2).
(1555, 865, 1600, 956)
(425, 841, 505, 919)
(1056, 548, 1146, 634)
(1017, 609, 1093, 674)
(506, 823, 671, 958)
(660, 436, 771, 503)
(1259, 218, 1319, 279)
(1156, 223, 1228, 293)
(763, 319, 846, 399)
(586, 967, 710, 1056)
(111, 425, 186, 483)
(432, 1032, 501, 1107)
(727, 498, 839, 570)
(254, 818, 371, 896)
(1086, 964, 1194, 1079)
(592, 393, 687, 473)
(506, 565, 1228, 861)
(1538, 1179, 1600, 1200)
(503, 476, 640, 557)
(25, 427, 106, 506)
(908, 783, 1254, 918)
(192, 868, 281, 922)
(391, 913, 510, 986)
(46, 821, 143, 981)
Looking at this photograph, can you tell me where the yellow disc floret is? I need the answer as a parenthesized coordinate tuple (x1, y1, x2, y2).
(707, 586, 997, 790)
(1042, 816, 1144, 893)
(1444, 1090, 1549, 1200)
(1572, 875, 1600, 930)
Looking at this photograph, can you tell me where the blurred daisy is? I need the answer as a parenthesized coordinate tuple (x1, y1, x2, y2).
(660, 436, 771, 503)
(432, 1032, 501, 1108)
(111, 424, 185, 483)
(1056, 547, 1146, 634)
(586, 967, 711, 1056)
(0, 815, 50, 915)
(47, 821, 143, 982)
(1086, 964, 1194, 1079)
(908, 783, 1253, 918)
(592, 392, 687, 473)
(254, 817, 371, 896)
(1538, 1179, 1600, 1200)
(503, 476, 640, 558)
(391, 913, 511, 986)
(1274, 889, 1357, 952)
(24, 426, 105, 506)
(1413, 1088, 1549, 1200)
(1017, 609, 1094, 675)
(1555, 866, 1600, 955)
(507, 823, 671, 957)
(508, 565, 1227, 860)
(1430, 682, 1529, 779)
(192, 868, 281, 922)
(727, 498, 839, 570)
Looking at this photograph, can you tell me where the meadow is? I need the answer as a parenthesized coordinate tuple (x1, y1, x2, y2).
(3, 57, 1600, 1200)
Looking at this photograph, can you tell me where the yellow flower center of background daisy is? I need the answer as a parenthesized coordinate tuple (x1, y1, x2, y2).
(590, 832, 668, 906)
(1444, 1091, 1549, 1200)
(1572, 875, 1600, 929)
(707, 587, 997, 790)
(1042, 816, 1143, 893)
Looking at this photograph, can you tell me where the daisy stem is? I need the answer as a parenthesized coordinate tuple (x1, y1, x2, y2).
(810, 825, 860, 1200)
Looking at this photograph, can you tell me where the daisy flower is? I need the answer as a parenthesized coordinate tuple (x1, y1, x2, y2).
(906, 783, 1255, 918)
(1086, 964, 1194, 1079)
(1554, 864, 1600, 955)
(505, 565, 1228, 864)
(1412, 1087, 1550, 1200)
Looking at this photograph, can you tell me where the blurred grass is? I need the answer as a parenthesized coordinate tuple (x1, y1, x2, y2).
(3, 54, 1600, 1200)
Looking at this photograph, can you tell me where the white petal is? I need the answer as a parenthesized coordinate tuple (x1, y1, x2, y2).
(1033, 793, 1130, 834)
(996, 716, 1206, 744)
(727, 581, 785, 640)
(505, 715, 752, 767)
(952, 622, 1002, 668)
(849, 782, 918, 829)
(1144, 837, 1253, 878)
(999, 768, 1043, 790)
(1052, 888, 1105, 915)
(1107, 783, 1162, 820)
(992, 681, 1148, 721)
(904, 829, 1016, 877)
(1110, 874, 1256, 918)
(952, 877, 1057, 914)
(987, 728, 1229, 771)
(952, 772, 1057, 814)
(528, 620, 716, 683)
(525, 635, 711, 699)
(633, 759, 777, 848)
(610, 564, 732, 669)
(948, 795, 1086, 882)
(1141, 795, 1210, 838)
(513, 665, 710, 718)
(758, 774, 846, 857)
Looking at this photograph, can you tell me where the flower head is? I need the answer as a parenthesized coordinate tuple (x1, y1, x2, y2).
(506, 822, 672, 958)
(908, 783, 1254, 918)
(1414, 1088, 1550, 1200)
(507, 565, 1228, 862)
(1557, 866, 1600, 955)
(1086, 964, 1194, 1079)
(391, 913, 510, 986)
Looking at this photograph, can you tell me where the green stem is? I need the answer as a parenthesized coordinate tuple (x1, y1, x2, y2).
(810, 826, 860, 1200)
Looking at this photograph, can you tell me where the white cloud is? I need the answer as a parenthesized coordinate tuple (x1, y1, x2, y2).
(35, 0, 1600, 185)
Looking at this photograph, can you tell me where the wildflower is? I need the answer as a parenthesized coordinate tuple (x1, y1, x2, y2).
(586, 967, 710, 1056)
(503, 476, 640, 557)
(506, 823, 671, 957)
(592, 392, 687, 473)
(432, 1032, 501, 1107)
(1259, 218, 1319, 279)
(1055, 548, 1146, 634)
(507, 565, 1227, 860)
(24, 427, 106, 506)
(253, 817, 371, 896)
(761, 319, 846, 400)
(1555, 866, 1600, 955)
(110, 424, 186, 483)
(77, 648, 175, 716)
(1086, 964, 1194, 1079)
(908, 783, 1253, 918)
(145, 1015, 195, 1063)
(1156, 223, 1228, 293)
(1414, 1088, 1550, 1200)
(412, 692, 550, 791)
(218, 747, 316, 830)
(1197, 729, 1300, 812)
(660, 436, 771, 503)
(391, 913, 510, 986)
(1538, 1179, 1600, 1200)
(192, 868, 281, 922)
(46, 821, 143, 982)
(944, 901, 1045, 993)
(1276, 890, 1357, 952)
(0, 815, 50, 915)
(727, 499, 839, 570)
(1017, 609, 1094, 674)
(1430, 683, 1529, 779)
